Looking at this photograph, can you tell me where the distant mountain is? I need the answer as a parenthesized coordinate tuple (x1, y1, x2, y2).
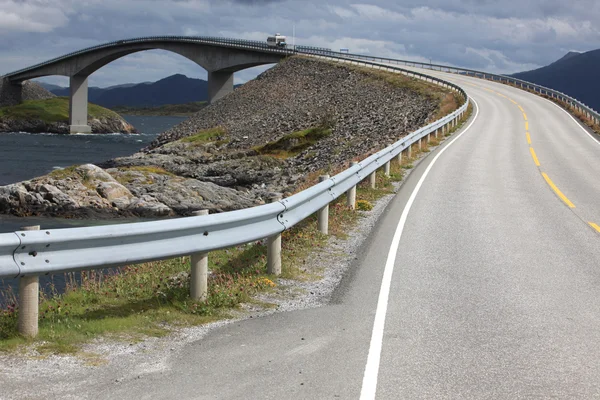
(39, 75, 214, 108)
(37, 82, 64, 92)
(550, 51, 581, 65)
(93, 74, 210, 108)
(512, 49, 600, 111)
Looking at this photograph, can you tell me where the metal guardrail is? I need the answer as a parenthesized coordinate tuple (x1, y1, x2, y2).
(297, 48, 600, 126)
(0, 55, 469, 279)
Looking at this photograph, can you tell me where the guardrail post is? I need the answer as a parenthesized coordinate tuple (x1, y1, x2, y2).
(347, 161, 358, 209)
(267, 195, 282, 275)
(369, 170, 377, 189)
(190, 210, 209, 301)
(317, 175, 330, 234)
(18, 225, 40, 338)
(384, 161, 391, 177)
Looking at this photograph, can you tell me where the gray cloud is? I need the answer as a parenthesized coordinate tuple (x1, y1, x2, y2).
(0, 0, 598, 87)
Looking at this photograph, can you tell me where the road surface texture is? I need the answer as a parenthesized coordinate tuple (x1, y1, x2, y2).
(3, 65, 600, 399)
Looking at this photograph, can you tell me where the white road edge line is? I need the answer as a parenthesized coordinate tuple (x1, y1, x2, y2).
(537, 95, 600, 146)
(359, 97, 480, 400)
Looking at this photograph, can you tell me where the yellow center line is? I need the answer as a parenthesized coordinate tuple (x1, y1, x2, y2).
(542, 173, 576, 208)
(523, 112, 528, 121)
(590, 222, 600, 233)
(518, 105, 525, 113)
(510, 99, 518, 105)
(530, 147, 541, 166)
(526, 132, 531, 145)
(525, 121, 529, 130)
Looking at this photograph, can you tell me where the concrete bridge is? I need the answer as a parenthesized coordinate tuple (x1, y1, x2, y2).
(1, 36, 294, 133)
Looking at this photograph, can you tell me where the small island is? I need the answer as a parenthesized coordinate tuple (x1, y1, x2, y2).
(0, 80, 136, 134)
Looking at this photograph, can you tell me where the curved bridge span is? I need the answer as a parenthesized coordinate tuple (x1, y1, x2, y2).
(1, 36, 317, 133)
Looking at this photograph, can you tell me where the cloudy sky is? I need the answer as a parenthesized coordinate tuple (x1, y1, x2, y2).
(1, 0, 599, 88)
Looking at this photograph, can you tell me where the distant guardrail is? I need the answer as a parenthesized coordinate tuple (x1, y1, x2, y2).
(296, 47, 600, 127)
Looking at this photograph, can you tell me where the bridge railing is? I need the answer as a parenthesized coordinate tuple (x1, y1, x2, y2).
(0, 53, 469, 336)
(295, 48, 600, 126)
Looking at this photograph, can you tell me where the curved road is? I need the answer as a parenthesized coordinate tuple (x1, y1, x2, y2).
(4, 65, 600, 399)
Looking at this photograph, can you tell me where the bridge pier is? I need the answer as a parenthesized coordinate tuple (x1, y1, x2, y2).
(69, 74, 91, 134)
(208, 71, 234, 103)
(0, 79, 23, 106)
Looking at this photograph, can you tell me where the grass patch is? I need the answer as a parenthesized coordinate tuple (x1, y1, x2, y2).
(119, 166, 174, 176)
(48, 165, 80, 180)
(255, 126, 332, 159)
(112, 166, 176, 186)
(180, 127, 227, 146)
(0, 97, 120, 123)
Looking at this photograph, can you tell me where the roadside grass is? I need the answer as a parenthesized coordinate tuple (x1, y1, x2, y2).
(543, 96, 600, 135)
(0, 97, 120, 123)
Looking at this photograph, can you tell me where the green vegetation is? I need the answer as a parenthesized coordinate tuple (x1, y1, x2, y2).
(112, 101, 208, 117)
(119, 165, 174, 176)
(112, 165, 174, 186)
(180, 127, 228, 146)
(357, 200, 374, 211)
(0, 97, 120, 123)
(255, 126, 332, 158)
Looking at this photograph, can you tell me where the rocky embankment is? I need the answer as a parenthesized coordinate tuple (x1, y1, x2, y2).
(0, 57, 457, 218)
(0, 79, 136, 134)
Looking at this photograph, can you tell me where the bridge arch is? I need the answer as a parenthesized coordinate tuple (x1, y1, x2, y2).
(4, 38, 288, 133)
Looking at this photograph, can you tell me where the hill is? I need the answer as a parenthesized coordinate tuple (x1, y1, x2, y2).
(40, 75, 211, 108)
(512, 49, 600, 111)
(2, 56, 458, 218)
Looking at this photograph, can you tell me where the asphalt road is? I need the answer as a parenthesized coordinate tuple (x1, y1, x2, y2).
(4, 66, 600, 399)
(102, 68, 600, 398)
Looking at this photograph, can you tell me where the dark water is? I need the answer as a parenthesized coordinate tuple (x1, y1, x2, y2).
(0, 115, 186, 187)
(0, 115, 187, 305)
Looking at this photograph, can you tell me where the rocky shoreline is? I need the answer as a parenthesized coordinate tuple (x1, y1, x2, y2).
(0, 57, 458, 219)
(0, 117, 136, 135)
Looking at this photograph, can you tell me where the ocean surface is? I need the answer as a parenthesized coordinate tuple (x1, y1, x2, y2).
(0, 115, 187, 304)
